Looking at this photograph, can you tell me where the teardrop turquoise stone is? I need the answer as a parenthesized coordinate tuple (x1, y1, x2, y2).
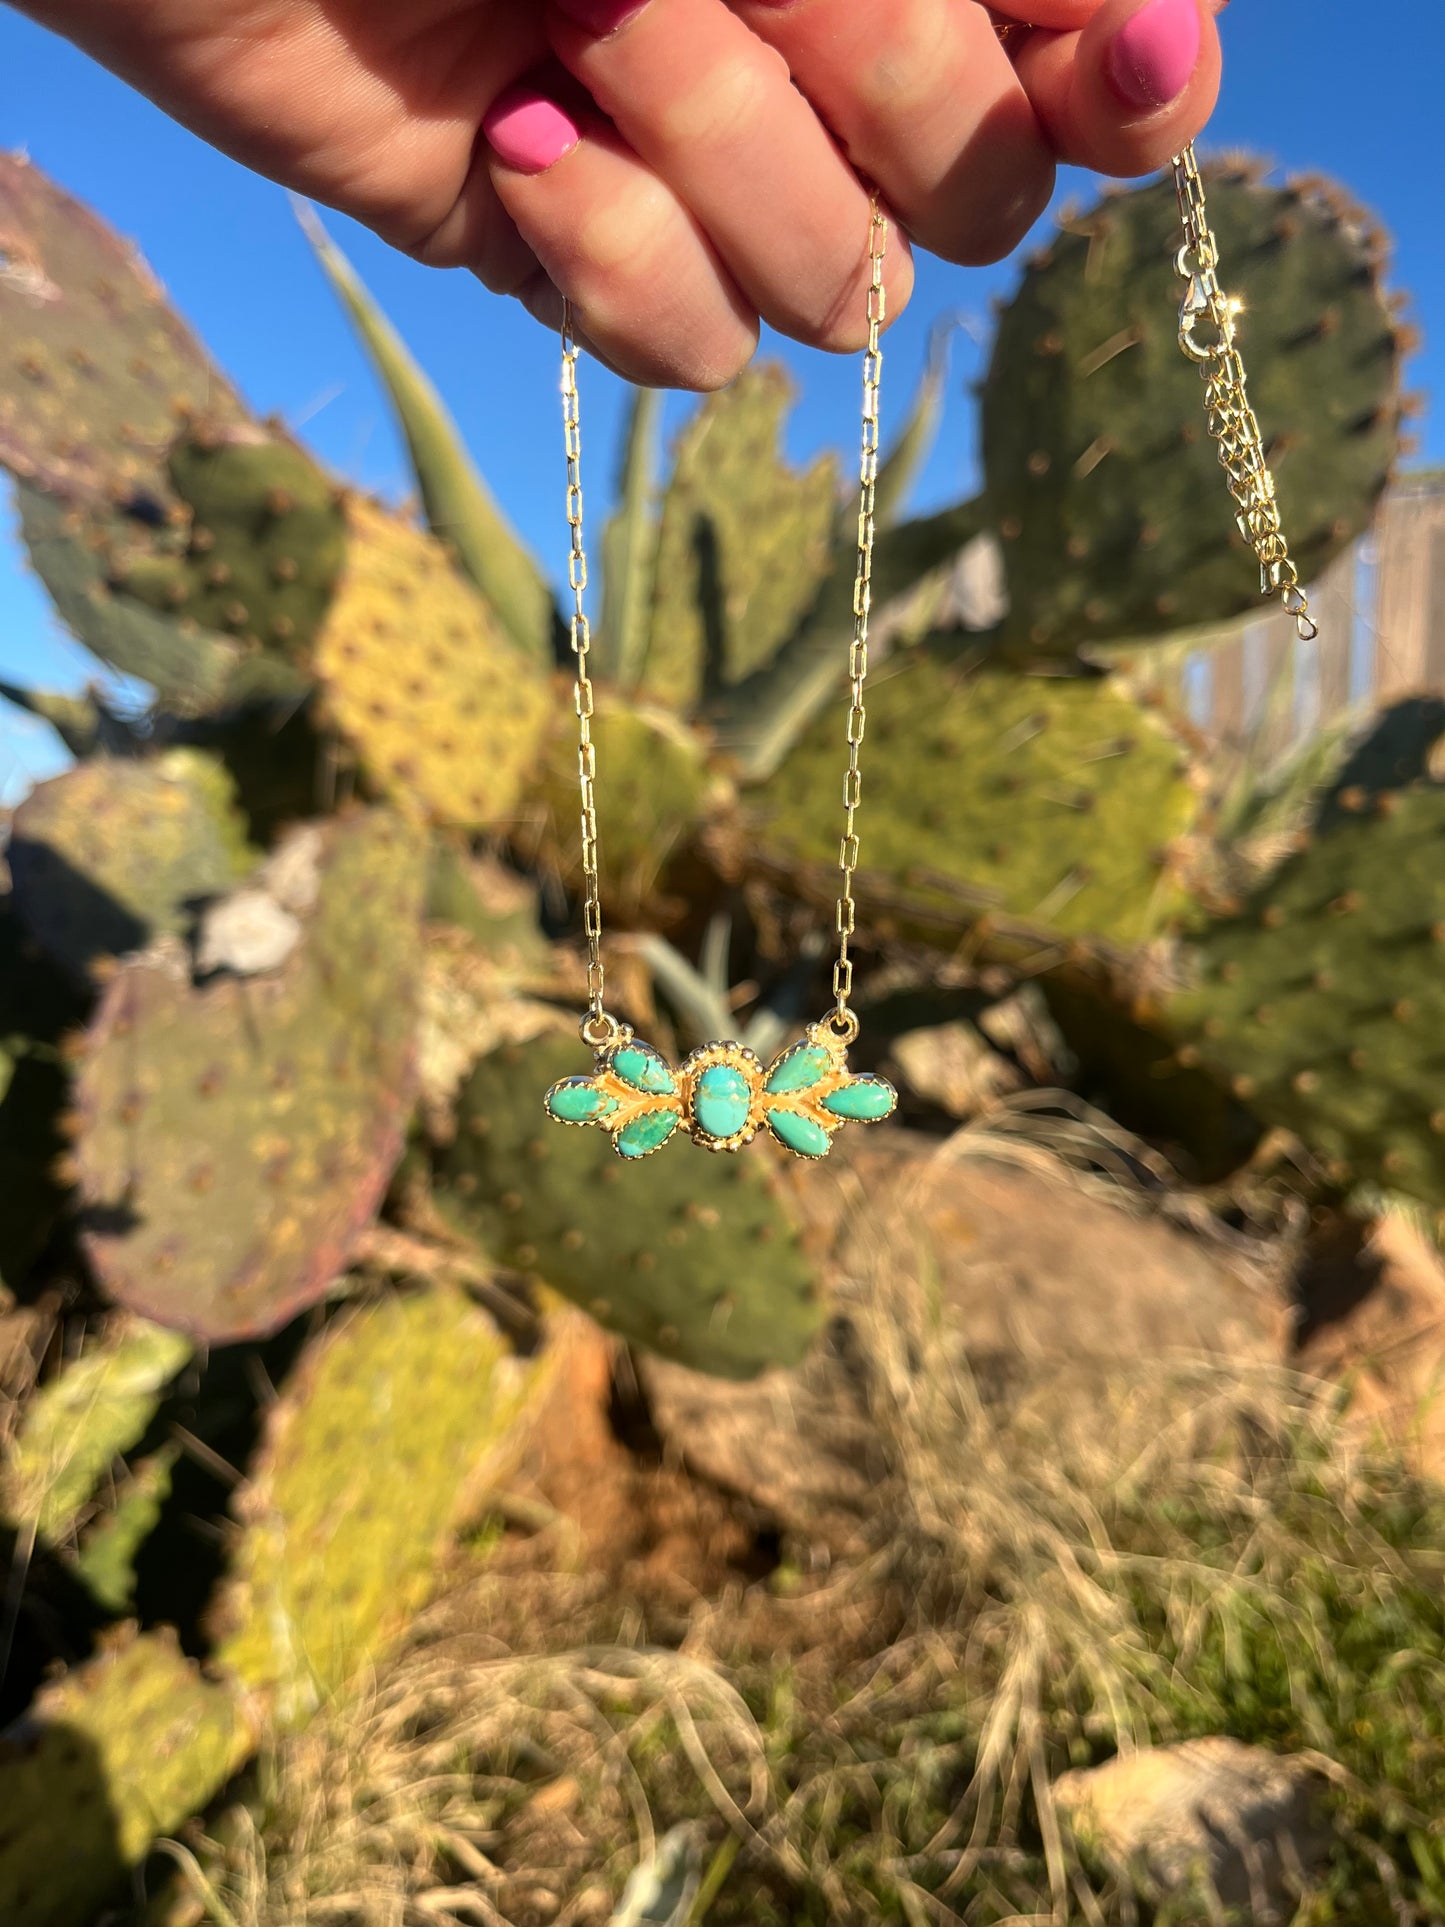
(611, 1044, 676, 1096)
(616, 1109, 681, 1159)
(822, 1076, 897, 1122)
(692, 1064, 753, 1141)
(765, 1043, 833, 1096)
(546, 1079, 618, 1124)
(766, 1108, 833, 1159)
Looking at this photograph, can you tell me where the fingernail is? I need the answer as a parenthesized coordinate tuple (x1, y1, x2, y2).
(553, 0, 648, 33)
(1108, 0, 1201, 110)
(484, 87, 582, 174)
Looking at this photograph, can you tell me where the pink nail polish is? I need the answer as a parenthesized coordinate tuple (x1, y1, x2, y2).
(553, 0, 649, 34)
(1108, 0, 1201, 110)
(484, 87, 582, 174)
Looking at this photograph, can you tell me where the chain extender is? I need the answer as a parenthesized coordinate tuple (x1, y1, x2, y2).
(1172, 144, 1318, 643)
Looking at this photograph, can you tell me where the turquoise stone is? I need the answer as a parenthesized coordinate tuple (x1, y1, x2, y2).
(546, 1079, 618, 1125)
(822, 1076, 896, 1122)
(616, 1109, 681, 1159)
(766, 1108, 833, 1159)
(611, 1044, 676, 1096)
(692, 1064, 753, 1141)
(765, 1043, 833, 1096)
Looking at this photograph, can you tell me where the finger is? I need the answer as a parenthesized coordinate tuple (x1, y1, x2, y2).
(545, 0, 914, 355)
(483, 75, 759, 389)
(733, 0, 1055, 268)
(1012, 0, 1222, 176)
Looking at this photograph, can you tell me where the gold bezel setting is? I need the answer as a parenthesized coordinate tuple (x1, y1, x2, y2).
(545, 1017, 898, 1161)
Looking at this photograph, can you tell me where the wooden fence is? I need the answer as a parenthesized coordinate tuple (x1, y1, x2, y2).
(1182, 475, 1445, 761)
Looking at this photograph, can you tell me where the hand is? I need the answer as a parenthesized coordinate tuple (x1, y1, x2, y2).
(14, 0, 1223, 388)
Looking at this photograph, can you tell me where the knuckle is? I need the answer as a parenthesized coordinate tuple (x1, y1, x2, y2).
(650, 48, 782, 155)
(578, 175, 677, 284)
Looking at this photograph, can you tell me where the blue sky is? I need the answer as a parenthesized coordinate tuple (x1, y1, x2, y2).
(0, 0, 1437, 801)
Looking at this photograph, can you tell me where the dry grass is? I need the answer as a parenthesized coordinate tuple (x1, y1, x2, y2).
(172, 1218, 1445, 1927)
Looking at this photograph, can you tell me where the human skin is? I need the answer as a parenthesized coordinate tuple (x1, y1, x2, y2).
(10, 0, 1223, 387)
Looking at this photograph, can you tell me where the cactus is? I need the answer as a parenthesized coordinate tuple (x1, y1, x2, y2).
(0, 1626, 252, 1927)
(0, 152, 248, 507)
(4, 1318, 192, 1544)
(297, 204, 558, 665)
(1165, 741, 1445, 1210)
(104, 426, 348, 658)
(73, 1446, 178, 1614)
(637, 365, 840, 708)
(9, 752, 254, 981)
(434, 1033, 822, 1379)
(755, 649, 1205, 946)
(17, 483, 241, 712)
(525, 699, 715, 918)
(310, 497, 552, 828)
(70, 809, 427, 1341)
(601, 384, 665, 688)
(214, 1282, 545, 1724)
(983, 165, 1402, 655)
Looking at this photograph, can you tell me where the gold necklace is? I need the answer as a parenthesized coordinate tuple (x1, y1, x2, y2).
(544, 150, 1313, 1163)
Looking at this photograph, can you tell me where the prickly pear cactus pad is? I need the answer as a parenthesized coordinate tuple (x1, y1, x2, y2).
(1168, 779, 1445, 1210)
(9, 752, 254, 980)
(756, 651, 1204, 946)
(0, 1627, 251, 1927)
(4, 1318, 192, 1543)
(437, 1034, 823, 1379)
(640, 365, 839, 708)
(311, 498, 550, 827)
(984, 166, 1402, 653)
(105, 429, 348, 658)
(71, 810, 427, 1341)
(0, 153, 247, 506)
(17, 483, 240, 712)
(528, 700, 714, 914)
(215, 1283, 540, 1723)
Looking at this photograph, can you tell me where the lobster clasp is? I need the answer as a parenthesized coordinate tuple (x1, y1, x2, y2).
(1179, 281, 1240, 364)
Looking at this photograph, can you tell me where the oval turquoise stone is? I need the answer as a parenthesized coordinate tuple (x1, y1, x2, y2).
(546, 1079, 618, 1124)
(766, 1108, 833, 1159)
(822, 1076, 897, 1122)
(611, 1044, 677, 1096)
(616, 1109, 681, 1159)
(692, 1064, 753, 1141)
(765, 1043, 833, 1096)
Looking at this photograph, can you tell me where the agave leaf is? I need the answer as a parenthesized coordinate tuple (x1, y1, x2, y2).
(714, 494, 988, 782)
(295, 201, 557, 665)
(872, 311, 963, 530)
(600, 384, 664, 688)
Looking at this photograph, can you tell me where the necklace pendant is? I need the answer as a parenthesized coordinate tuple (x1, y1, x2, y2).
(545, 1019, 897, 1161)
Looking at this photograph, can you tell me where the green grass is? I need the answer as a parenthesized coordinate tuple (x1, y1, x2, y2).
(168, 1277, 1445, 1926)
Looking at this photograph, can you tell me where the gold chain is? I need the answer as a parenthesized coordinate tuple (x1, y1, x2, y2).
(562, 209, 889, 1052)
(1172, 144, 1318, 643)
(560, 301, 619, 1052)
(829, 200, 889, 1047)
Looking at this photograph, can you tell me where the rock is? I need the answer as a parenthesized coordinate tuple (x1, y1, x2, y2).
(195, 889, 301, 976)
(1296, 1209, 1445, 1478)
(1053, 1738, 1331, 1920)
(812, 1134, 1286, 1384)
(888, 1020, 1023, 1120)
(641, 1133, 1284, 1544)
(638, 1316, 884, 1552)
